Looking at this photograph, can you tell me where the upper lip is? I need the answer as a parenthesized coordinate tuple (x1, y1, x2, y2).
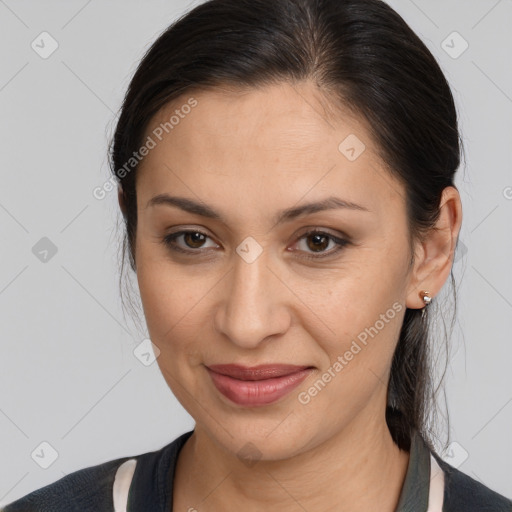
(206, 364, 313, 381)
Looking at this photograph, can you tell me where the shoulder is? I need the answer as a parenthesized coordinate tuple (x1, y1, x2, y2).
(0, 455, 131, 512)
(433, 452, 512, 512)
(1, 431, 193, 512)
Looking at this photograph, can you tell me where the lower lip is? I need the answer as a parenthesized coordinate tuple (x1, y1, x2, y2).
(206, 367, 313, 407)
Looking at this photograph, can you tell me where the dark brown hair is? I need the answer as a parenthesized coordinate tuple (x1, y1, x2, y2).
(110, 0, 463, 452)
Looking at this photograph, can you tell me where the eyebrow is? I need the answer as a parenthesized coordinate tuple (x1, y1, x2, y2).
(146, 194, 370, 225)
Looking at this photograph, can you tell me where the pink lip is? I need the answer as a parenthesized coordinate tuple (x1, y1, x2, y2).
(206, 364, 314, 406)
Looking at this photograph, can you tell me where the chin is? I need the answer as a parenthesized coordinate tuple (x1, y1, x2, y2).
(202, 416, 318, 463)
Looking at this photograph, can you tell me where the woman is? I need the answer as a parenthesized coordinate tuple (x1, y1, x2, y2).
(3, 0, 511, 510)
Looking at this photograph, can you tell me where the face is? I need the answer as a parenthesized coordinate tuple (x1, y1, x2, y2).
(133, 81, 416, 460)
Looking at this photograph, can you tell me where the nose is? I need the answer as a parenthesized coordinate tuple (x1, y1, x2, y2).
(214, 247, 291, 349)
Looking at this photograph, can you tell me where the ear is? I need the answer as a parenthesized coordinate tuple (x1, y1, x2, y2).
(118, 185, 127, 217)
(405, 186, 463, 309)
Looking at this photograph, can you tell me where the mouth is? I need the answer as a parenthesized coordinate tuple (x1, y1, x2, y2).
(205, 364, 315, 407)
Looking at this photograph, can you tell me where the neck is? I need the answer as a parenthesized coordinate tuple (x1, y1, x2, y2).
(173, 405, 410, 512)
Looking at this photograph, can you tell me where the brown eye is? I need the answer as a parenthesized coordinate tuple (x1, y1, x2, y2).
(293, 229, 349, 260)
(183, 231, 207, 248)
(305, 233, 330, 252)
(162, 230, 219, 254)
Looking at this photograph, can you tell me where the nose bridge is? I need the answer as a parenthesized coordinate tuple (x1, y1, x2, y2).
(215, 243, 289, 348)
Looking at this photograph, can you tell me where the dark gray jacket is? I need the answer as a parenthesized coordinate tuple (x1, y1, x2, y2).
(2, 430, 511, 511)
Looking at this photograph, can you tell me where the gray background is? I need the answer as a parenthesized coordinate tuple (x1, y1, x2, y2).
(0, 0, 511, 505)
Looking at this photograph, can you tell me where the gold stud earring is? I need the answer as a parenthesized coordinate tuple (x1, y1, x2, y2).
(419, 290, 432, 306)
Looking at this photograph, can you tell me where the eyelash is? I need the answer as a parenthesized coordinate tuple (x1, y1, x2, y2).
(162, 229, 349, 260)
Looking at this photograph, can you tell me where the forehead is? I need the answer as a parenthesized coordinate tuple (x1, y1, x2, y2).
(142, 81, 373, 155)
(136, 81, 403, 216)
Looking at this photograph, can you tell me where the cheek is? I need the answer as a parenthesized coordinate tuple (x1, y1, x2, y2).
(299, 284, 405, 425)
(135, 254, 221, 368)
(311, 287, 404, 383)
(293, 246, 407, 374)
(136, 239, 193, 329)
(138, 269, 201, 337)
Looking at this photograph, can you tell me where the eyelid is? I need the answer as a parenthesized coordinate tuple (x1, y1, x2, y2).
(162, 228, 219, 254)
(162, 226, 350, 259)
(288, 228, 349, 260)
(293, 226, 349, 241)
